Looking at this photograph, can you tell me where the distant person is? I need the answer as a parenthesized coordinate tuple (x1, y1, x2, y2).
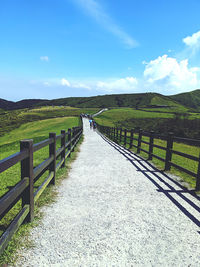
(89, 119, 93, 129)
(93, 120, 97, 130)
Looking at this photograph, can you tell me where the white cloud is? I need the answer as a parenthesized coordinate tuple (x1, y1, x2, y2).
(49, 76, 138, 93)
(72, 82, 91, 90)
(96, 76, 138, 92)
(61, 78, 71, 87)
(181, 30, 200, 58)
(143, 54, 200, 93)
(183, 30, 200, 48)
(40, 56, 49, 62)
(59, 76, 138, 92)
(74, 0, 137, 48)
(60, 78, 92, 89)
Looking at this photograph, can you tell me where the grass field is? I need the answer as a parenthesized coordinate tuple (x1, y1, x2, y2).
(96, 109, 200, 190)
(95, 108, 174, 128)
(132, 135, 199, 189)
(0, 115, 82, 263)
(95, 108, 200, 127)
(0, 106, 99, 137)
(0, 116, 80, 197)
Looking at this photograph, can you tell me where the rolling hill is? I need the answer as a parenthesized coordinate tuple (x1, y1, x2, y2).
(0, 90, 199, 111)
(0, 98, 48, 110)
(37, 93, 185, 109)
(170, 89, 200, 111)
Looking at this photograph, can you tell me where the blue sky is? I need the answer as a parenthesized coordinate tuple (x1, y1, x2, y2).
(1, 0, 200, 101)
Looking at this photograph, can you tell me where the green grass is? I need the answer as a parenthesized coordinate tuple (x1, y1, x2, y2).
(170, 89, 200, 111)
(35, 92, 188, 110)
(0, 116, 78, 147)
(96, 108, 200, 126)
(96, 108, 200, 190)
(0, 116, 82, 264)
(96, 108, 200, 139)
(95, 108, 174, 128)
(110, 132, 200, 189)
(0, 135, 84, 265)
(0, 116, 79, 196)
(0, 106, 99, 137)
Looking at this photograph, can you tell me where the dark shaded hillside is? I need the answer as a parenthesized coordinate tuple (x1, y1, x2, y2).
(0, 99, 15, 110)
(14, 99, 48, 109)
(170, 89, 200, 111)
(0, 99, 47, 110)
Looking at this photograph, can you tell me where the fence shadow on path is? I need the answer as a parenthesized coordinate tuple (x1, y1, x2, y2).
(98, 132, 200, 231)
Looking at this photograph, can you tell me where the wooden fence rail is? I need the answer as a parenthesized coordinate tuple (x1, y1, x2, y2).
(0, 122, 83, 255)
(97, 124, 200, 191)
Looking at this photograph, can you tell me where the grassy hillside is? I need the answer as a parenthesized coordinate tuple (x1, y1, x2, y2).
(0, 106, 99, 137)
(95, 108, 174, 127)
(0, 116, 79, 149)
(170, 89, 200, 111)
(0, 98, 48, 110)
(0, 116, 81, 263)
(0, 92, 188, 110)
(95, 108, 200, 139)
(39, 92, 184, 109)
(96, 109, 200, 189)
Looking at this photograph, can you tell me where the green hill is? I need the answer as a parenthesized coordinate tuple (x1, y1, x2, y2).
(170, 89, 200, 111)
(36, 92, 184, 109)
(0, 98, 47, 110)
(0, 90, 196, 111)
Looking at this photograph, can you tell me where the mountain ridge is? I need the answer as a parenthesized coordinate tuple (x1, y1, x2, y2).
(1, 89, 200, 111)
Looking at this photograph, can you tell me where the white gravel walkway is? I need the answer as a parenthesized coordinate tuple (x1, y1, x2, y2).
(16, 119, 200, 266)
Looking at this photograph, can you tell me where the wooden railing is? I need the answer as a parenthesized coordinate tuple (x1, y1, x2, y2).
(0, 123, 83, 254)
(97, 124, 200, 191)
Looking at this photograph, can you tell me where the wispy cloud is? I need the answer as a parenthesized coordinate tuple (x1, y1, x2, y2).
(40, 56, 49, 62)
(74, 0, 138, 48)
(96, 77, 138, 92)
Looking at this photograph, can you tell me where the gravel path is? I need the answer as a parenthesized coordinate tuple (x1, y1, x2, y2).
(16, 119, 200, 266)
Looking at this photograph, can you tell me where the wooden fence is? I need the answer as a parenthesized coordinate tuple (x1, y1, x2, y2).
(97, 124, 200, 191)
(0, 123, 83, 255)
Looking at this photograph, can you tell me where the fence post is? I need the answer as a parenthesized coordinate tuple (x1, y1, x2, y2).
(61, 130, 66, 167)
(148, 131, 154, 160)
(68, 128, 72, 157)
(49, 132, 56, 185)
(196, 153, 200, 190)
(72, 127, 75, 152)
(106, 127, 109, 137)
(20, 139, 34, 222)
(137, 129, 142, 154)
(124, 129, 127, 147)
(129, 129, 133, 149)
(165, 132, 174, 171)
(116, 128, 119, 143)
(120, 128, 122, 143)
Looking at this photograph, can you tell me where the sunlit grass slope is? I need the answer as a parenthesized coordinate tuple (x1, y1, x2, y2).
(0, 116, 80, 245)
(95, 108, 174, 127)
(0, 116, 82, 264)
(0, 106, 99, 137)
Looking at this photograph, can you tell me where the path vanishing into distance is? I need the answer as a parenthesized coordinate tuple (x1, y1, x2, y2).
(16, 119, 200, 266)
